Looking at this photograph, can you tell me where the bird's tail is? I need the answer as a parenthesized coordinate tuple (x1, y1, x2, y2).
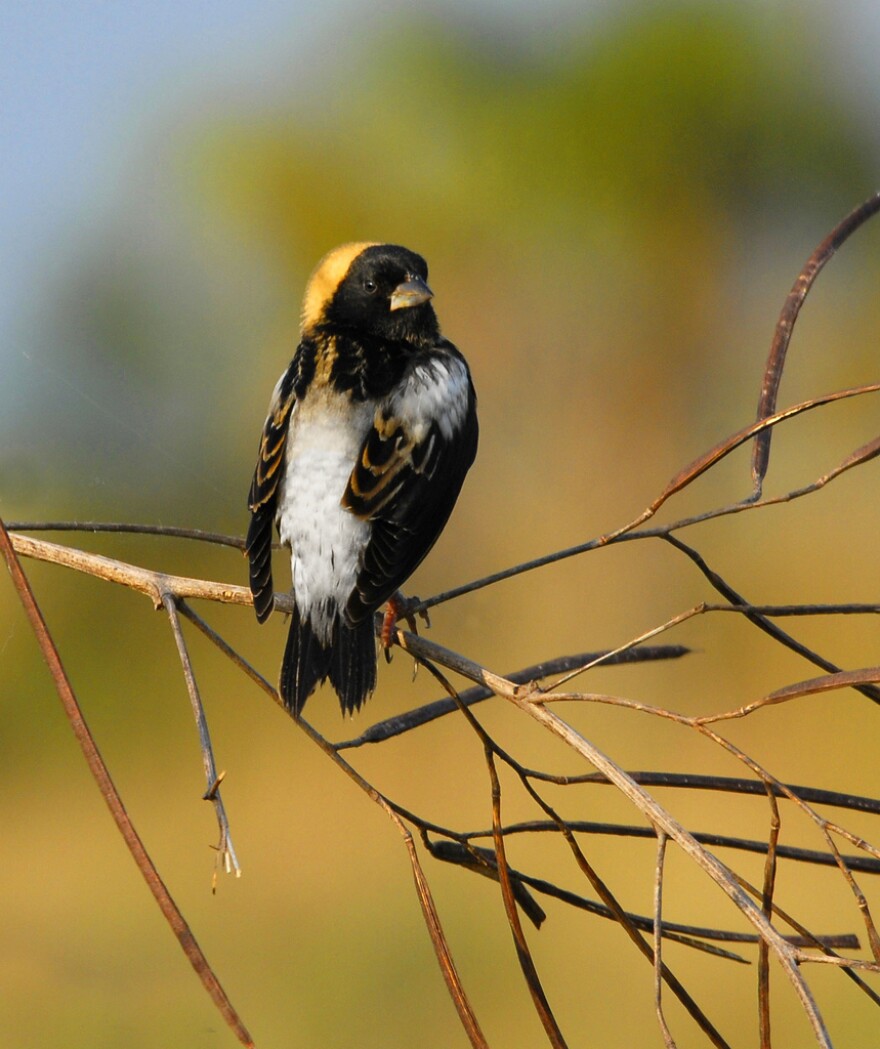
(329, 615, 377, 715)
(280, 607, 376, 716)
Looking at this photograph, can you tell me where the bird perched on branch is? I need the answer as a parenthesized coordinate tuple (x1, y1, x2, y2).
(246, 243, 478, 716)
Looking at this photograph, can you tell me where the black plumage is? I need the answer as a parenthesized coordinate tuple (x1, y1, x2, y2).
(246, 243, 478, 715)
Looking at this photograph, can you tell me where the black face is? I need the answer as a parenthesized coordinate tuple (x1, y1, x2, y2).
(327, 245, 439, 343)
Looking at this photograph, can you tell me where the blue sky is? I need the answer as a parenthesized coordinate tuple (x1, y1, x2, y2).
(3, 0, 879, 445)
(2, 3, 322, 339)
(0, 1, 594, 375)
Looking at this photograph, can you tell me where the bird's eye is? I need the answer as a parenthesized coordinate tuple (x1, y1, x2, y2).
(364, 279, 378, 294)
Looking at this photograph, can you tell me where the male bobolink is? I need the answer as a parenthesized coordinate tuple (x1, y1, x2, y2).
(246, 243, 478, 716)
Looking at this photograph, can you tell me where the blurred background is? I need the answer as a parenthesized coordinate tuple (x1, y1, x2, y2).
(2, 2, 879, 1046)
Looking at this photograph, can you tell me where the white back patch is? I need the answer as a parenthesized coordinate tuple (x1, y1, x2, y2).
(391, 357, 472, 442)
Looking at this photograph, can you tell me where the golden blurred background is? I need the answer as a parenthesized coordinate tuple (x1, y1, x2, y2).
(2, 3, 879, 1047)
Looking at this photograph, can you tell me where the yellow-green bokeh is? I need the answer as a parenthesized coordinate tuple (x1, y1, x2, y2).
(3, 4, 879, 1047)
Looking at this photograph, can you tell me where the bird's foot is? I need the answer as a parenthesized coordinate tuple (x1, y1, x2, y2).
(381, 591, 430, 662)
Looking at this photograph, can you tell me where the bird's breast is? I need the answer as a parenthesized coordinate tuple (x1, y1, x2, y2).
(276, 388, 374, 640)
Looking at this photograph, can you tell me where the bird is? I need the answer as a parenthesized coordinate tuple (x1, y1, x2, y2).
(246, 242, 478, 716)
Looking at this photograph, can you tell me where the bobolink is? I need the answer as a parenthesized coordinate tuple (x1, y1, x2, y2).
(246, 243, 478, 716)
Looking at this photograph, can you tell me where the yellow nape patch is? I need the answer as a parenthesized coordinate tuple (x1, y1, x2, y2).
(301, 242, 379, 333)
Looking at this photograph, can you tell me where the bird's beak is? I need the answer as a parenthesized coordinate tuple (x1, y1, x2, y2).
(389, 275, 433, 311)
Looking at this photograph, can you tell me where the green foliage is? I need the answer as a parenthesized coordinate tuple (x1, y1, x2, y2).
(188, 5, 871, 256)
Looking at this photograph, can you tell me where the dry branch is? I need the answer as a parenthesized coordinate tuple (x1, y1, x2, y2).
(5, 198, 880, 1048)
(0, 519, 255, 1049)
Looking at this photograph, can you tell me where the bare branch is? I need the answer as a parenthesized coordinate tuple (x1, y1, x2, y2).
(7, 195, 880, 1048)
(335, 644, 689, 748)
(653, 831, 677, 1049)
(163, 594, 241, 881)
(0, 518, 255, 1048)
(6, 520, 247, 549)
(413, 383, 879, 614)
(758, 786, 781, 1049)
(486, 744, 568, 1048)
(391, 627, 839, 1048)
(752, 190, 880, 494)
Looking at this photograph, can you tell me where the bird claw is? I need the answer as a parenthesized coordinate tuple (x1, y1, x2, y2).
(380, 592, 428, 662)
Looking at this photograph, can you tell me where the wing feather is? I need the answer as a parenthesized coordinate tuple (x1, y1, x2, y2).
(343, 352, 477, 621)
(246, 364, 298, 622)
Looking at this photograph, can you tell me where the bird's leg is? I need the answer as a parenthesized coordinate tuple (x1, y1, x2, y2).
(380, 591, 430, 662)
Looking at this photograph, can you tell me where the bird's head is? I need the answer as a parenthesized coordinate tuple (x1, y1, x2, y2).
(301, 242, 438, 344)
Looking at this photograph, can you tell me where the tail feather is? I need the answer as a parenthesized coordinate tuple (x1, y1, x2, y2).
(329, 617, 377, 715)
(280, 607, 377, 716)
(280, 607, 332, 716)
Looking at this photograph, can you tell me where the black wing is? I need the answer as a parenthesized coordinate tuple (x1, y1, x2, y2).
(343, 352, 478, 622)
(246, 363, 297, 622)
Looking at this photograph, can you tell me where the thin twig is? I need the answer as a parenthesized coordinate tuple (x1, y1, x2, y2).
(733, 872, 880, 1005)
(293, 713, 490, 1048)
(0, 518, 255, 1048)
(565, 771, 880, 815)
(163, 594, 241, 880)
(759, 786, 781, 1049)
(176, 601, 285, 707)
(821, 833, 880, 963)
(419, 655, 736, 1047)
(6, 520, 247, 549)
(521, 710, 833, 1046)
(427, 840, 547, 929)
(466, 857, 854, 952)
(411, 383, 880, 614)
(486, 744, 567, 1049)
(174, 603, 490, 1046)
(334, 645, 689, 749)
(752, 190, 880, 495)
(457, 817, 880, 877)
(7, 531, 260, 609)
(394, 630, 836, 1047)
(664, 533, 880, 704)
(5, 195, 880, 1049)
(516, 779, 734, 1047)
(653, 830, 677, 1049)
